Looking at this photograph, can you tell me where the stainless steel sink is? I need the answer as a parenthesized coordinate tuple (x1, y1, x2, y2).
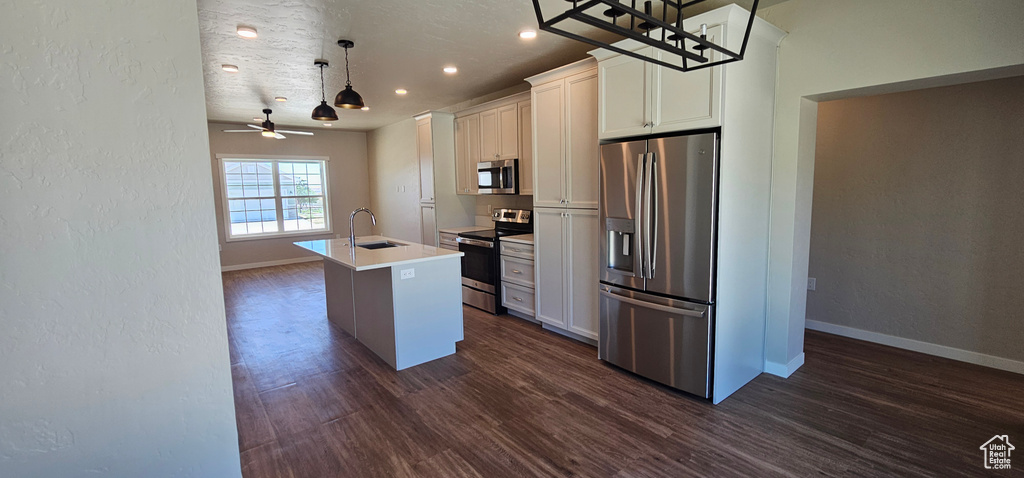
(356, 241, 404, 250)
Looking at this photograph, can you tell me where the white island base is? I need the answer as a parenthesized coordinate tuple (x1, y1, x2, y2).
(295, 237, 464, 370)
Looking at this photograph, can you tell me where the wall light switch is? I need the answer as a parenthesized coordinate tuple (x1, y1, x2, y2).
(807, 277, 816, 291)
(400, 268, 415, 280)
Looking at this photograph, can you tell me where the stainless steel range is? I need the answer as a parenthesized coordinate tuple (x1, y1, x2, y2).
(456, 208, 532, 314)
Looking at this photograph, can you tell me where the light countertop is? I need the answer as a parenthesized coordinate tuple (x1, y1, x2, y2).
(294, 236, 463, 271)
(438, 226, 491, 234)
(501, 234, 534, 245)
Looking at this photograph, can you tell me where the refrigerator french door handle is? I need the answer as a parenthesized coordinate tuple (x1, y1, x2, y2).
(635, 152, 646, 279)
(599, 288, 706, 318)
(643, 152, 655, 279)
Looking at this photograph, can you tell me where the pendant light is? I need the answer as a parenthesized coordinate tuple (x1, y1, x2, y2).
(334, 40, 365, 109)
(311, 60, 339, 121)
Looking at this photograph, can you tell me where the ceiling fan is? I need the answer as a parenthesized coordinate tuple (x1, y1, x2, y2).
(222, 108, 314, 139)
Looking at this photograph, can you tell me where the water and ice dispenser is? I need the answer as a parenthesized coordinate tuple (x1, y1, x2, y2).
(605, 217, 636, 275)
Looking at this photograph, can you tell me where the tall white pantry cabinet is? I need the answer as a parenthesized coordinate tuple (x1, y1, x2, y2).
(527, 59, 601, 342)
(415, 111, 475, 247)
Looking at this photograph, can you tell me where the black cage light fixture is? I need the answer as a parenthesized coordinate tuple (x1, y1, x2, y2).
(531, 0, 758, 73)
(311, 60, 339, 121)
(334, 39, 365, 109)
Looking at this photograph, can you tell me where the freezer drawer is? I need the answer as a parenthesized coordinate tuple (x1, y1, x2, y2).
(599, 284, 711, 398)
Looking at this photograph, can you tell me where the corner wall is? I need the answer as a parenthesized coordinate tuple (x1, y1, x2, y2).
(808, 76, 1024, 369)
(0, 1, 242, 476)
(207, 123, 371, 268)
(757, 0, 1024, 374)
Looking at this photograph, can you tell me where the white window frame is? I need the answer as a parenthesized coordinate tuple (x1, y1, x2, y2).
(216, 154, 332, 242)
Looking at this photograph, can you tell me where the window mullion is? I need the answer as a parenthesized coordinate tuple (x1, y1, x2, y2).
(272, 162, 284, 232)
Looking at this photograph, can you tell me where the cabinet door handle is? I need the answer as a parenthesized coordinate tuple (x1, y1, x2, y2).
(513, 297, 523, 302)
(513, 269, 522, 274)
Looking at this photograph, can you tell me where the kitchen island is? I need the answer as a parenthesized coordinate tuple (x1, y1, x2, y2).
(294, 236, 464, 370)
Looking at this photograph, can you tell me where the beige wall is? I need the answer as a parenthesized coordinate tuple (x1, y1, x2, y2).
(207, 123, 371, 268)
(757, 0, 1024, 372)
(367, 118, 421, 242)
(809, 76, 1024, 363)
(0, 1, 241, 475)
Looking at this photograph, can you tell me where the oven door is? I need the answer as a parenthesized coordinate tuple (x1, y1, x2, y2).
(456, 237, 495, 293)
(477, 159, 518, 195)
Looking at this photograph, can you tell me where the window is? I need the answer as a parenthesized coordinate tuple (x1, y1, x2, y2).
(218, 156, 331, 240)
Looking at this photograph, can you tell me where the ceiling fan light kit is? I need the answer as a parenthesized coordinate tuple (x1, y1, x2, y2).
(334, 39, 365, 109)
(312, 60, 340, 121)
(223, 108, 314, 139)
(531, 0, 758, 73)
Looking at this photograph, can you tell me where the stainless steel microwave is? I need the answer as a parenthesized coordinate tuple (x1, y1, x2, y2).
(477, 158, 519, 195)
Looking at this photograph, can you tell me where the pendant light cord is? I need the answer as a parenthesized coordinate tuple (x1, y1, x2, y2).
(319, 64, 327, 101)
(344, 46, 352, 87)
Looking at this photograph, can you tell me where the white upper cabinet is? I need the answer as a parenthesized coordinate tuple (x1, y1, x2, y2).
(417, 117, 435, 203)
(497, 104, 519, 160)
(651, 24, 723, 134)
(531, 80, 565, 208)
(564, 70, 599, 210)
(479, 109, 498, 161)
(517, 101, 534, 196)
(455, 114, 480, 195)
(597, 47, 652, 139)
(592, 22, 725, 140)
(527, 59, 599, 210)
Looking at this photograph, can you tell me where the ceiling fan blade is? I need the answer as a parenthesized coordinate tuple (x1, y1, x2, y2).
(276, 130, 313, 136)
(247, 124, 263, 130)
(222, 129, 261, 133)
(274, 133, 286, 139)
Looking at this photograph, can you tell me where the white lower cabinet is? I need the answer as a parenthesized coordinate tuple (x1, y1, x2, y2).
(419, 204, 436, 247)
(534, 207, 598, 340)
(500, 238, 535, 317)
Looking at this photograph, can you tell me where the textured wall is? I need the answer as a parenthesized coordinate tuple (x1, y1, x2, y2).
(809, 76, 1024, 362)
(207, 123, 371, 267)
(367, 118, 422, 242)
(0, 1, 241, 477)
(756, 0, 1024, 371)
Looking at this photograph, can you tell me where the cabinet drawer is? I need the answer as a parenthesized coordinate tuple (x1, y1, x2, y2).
(439, 243, 459, 252)
(502, 282, 535, 316)
(439, 232, 459, 249)
(500, 256, 535, 287)
(499, 241, 534, 259)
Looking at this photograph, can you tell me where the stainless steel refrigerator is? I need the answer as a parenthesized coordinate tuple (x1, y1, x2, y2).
(598, 131, 718, 398)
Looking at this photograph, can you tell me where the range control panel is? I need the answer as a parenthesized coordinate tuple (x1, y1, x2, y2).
(492, 208, 532, 224)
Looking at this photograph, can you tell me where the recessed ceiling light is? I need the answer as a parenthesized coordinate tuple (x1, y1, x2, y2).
(275, 96, 287, 102)
(519, 30, 537, 39)
(236, 26, 258, 39)
(443, 66, 458, 74)
(323, 123, 332, 127)
(395, 89, 408, 95)
(221, 64, 239, 73)
(253, 116, 262, 121)
(360, 106, 370, 111)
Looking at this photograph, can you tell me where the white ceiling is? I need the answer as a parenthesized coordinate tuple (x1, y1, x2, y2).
(197, 0, 786, 132)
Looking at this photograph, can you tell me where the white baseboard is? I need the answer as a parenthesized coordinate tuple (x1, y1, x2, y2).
(221, 256, 322, 272)
(764, 353, 805, 378)
(806, 319, 1024, 375)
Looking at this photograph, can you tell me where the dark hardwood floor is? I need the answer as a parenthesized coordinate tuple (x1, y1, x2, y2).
(223, 262, 1024, 477)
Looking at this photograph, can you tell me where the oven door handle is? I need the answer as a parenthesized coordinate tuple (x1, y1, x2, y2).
(456, 237, 494, 248)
